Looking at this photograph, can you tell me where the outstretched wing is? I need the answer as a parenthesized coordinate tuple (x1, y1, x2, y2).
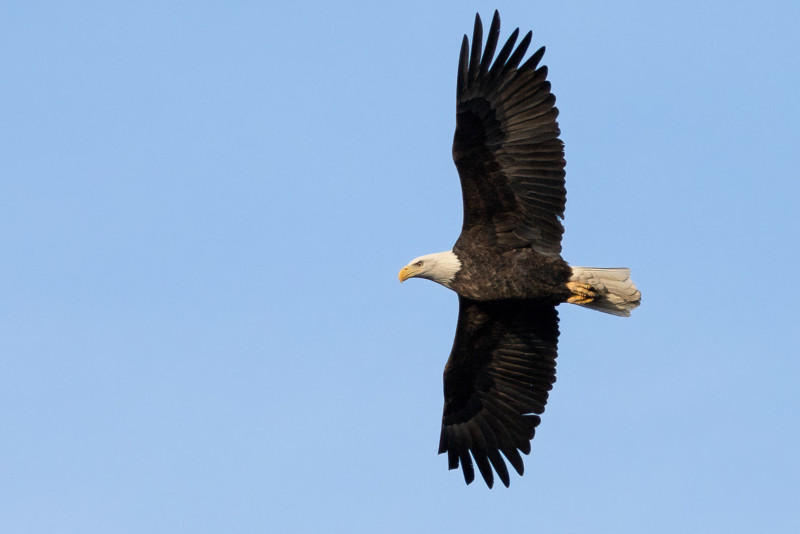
(439, 297, 559, 487)
(453, 11, 566, 256)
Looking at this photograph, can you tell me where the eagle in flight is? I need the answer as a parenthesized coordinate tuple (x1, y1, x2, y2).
(399, 11, 641, 488)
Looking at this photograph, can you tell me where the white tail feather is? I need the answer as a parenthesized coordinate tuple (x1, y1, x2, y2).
(569, 267, 641, 317)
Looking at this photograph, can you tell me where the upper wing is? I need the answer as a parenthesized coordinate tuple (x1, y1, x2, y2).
(453, 11, 566, 256)
(439, 296, 559, 488)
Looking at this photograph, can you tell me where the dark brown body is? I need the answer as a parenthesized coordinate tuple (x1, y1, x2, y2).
(451, 230, 572, 303)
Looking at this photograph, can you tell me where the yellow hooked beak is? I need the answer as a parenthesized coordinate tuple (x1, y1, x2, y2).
(398, 265, 416, 283)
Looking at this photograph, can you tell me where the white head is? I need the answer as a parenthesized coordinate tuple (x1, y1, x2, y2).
(398, 251, 462, 289)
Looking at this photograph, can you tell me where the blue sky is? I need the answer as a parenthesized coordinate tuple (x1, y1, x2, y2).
(2, 1, 799, 532)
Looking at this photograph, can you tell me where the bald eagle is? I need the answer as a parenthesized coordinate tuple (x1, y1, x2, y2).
(398, 11, 641, 488)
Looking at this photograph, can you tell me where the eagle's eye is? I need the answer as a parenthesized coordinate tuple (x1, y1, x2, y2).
(415, 261, 424, 268)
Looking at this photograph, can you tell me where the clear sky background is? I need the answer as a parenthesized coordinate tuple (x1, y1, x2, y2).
(2, 1, 799, 532)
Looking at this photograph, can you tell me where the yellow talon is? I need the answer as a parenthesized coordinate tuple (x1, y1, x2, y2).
(566, 282, 596, 304)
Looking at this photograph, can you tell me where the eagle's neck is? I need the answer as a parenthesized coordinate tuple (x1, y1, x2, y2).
(425, 250, 462, 289)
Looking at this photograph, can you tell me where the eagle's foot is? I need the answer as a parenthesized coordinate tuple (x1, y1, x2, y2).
(566, 282, 597, 304)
